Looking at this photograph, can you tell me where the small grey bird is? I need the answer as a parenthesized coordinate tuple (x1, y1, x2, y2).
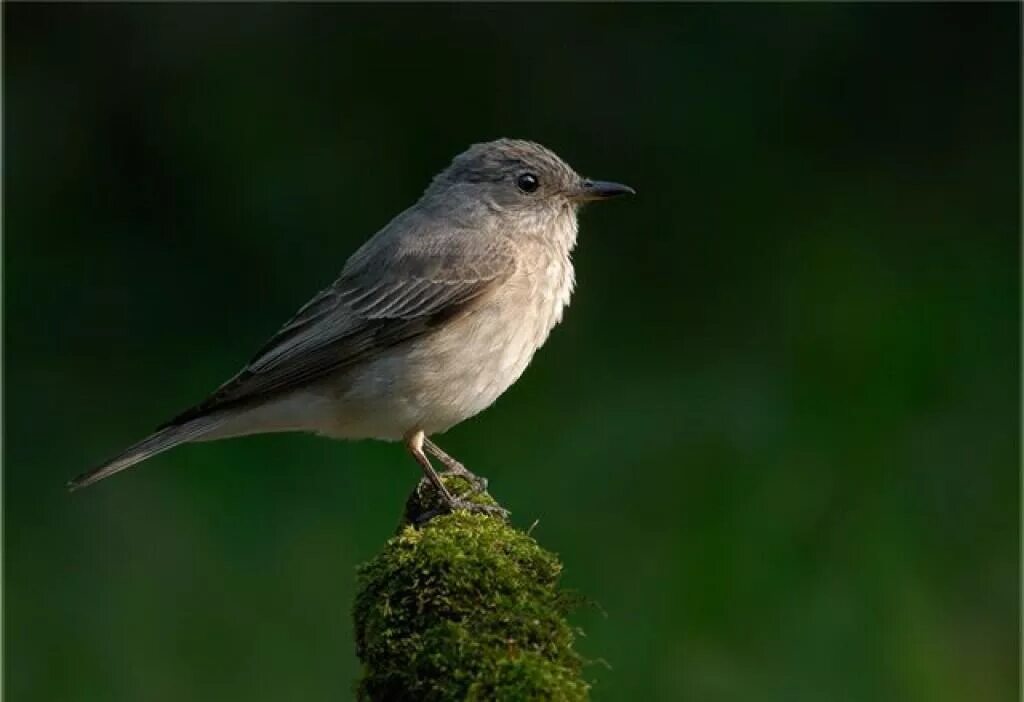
(70, 139, 633, 512)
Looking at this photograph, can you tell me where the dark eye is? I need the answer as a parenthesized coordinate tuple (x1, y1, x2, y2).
(516, 173, 540, 193)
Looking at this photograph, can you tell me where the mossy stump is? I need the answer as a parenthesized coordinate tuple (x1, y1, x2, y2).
(353, 476, 589, 701)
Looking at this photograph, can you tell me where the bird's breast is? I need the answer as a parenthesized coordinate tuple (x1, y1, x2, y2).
(324, 245, 576, 440)
(434, 247, 574, 408)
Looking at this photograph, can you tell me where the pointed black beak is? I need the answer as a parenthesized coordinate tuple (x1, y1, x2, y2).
(570, 179, 636, 202)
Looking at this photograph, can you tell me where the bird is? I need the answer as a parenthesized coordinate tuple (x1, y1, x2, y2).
(69, 138, 634, 513)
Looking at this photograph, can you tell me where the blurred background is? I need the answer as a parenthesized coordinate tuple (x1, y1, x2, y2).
(5, 4, 1019, 701)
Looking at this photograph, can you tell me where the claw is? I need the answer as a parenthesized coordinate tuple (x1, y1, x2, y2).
(453, 471, 488, 496)
(449, 497, 509, 520)
(410, 494, 509, 526)
(402, 460, 508, 528)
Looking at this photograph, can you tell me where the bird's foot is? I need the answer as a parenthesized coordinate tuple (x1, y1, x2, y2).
(447, 496, 509, 519)
(405, 472, 509, 527)
(442, 465, 488, 496)
(411, 497, 509, 527)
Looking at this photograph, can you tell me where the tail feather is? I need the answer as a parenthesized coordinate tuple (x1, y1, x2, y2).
(68, 417, 221, 491)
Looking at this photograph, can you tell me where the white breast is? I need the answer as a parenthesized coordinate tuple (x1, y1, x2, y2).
(323, 214, 580, 441)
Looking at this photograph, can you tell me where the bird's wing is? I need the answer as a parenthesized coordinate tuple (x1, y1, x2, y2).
(163, 212, 516, 426)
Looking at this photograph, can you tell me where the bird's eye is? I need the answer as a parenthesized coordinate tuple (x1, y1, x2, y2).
(516, 173, 540, 193)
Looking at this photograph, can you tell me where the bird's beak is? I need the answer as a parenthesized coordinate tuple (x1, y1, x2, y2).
(569, 179, 636, 203)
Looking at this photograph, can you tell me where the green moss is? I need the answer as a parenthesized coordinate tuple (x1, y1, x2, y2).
(354, 478, 589, 701)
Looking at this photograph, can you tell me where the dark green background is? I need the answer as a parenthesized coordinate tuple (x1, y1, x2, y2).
(5, 4, 1019, 701)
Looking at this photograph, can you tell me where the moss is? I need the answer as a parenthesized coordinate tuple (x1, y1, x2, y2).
(354, 477, 589, 701)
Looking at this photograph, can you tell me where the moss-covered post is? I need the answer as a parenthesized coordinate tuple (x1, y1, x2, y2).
(353, 475, 590, 701)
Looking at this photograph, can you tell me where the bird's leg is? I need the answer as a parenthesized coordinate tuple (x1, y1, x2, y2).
(423, 437, 488, 493)
(405, 431, 456, 506)
(406, 431, 507, 522)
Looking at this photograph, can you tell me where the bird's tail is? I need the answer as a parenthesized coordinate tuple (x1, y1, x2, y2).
(67, 416, 222, 491)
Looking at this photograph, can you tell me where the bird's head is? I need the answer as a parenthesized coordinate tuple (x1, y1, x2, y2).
(425, 139, 634, 234)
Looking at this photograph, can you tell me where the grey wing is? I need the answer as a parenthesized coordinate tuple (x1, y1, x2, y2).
(163, 218, 515, 427)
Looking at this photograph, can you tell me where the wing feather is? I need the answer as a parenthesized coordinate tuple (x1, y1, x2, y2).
(162, 210, 515, 427)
